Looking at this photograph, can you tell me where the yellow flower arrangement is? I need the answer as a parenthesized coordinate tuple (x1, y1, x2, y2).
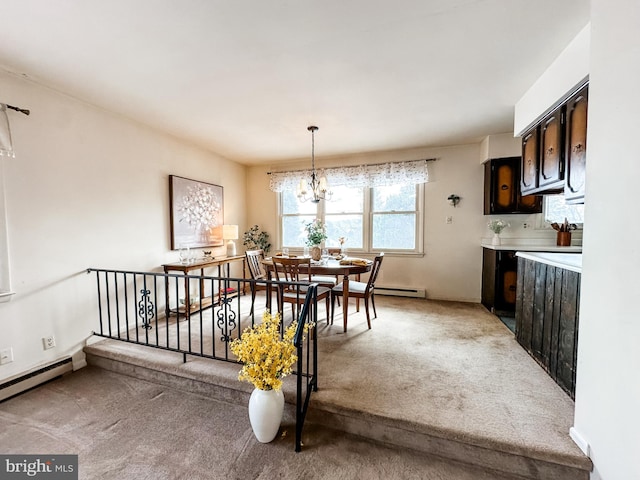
(230, 311, 299, 391)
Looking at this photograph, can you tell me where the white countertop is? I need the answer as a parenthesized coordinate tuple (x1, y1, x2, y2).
(515, 252, 582, 273)
(481, 243, 582, 253)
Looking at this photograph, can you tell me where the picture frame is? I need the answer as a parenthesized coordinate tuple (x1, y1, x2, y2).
(169, 175, 224, 249)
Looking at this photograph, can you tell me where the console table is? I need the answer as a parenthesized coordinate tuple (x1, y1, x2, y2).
(162, 255, 245, 320)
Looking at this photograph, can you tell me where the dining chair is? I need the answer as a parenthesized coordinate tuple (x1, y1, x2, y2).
(312, 248, 342, 305)
(272, 256, 331, 323)
(245, 249, 269, 315)
(330, 253, 384, 330)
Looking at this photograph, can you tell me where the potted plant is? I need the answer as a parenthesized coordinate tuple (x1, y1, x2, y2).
(242, 225, 271, 254)
(230, 311, 300, 443)
(488, 219, 510, 246)
(304, 219, 328, 260)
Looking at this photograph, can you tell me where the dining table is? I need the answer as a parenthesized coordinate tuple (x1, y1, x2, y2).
(262, 256, 373, 332)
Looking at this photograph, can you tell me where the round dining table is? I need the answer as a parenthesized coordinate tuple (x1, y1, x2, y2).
(262, 256, 372, 332)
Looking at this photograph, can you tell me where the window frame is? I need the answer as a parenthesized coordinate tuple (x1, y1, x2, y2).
(277, 183, 424, 256)
(540, 195, 584, 230)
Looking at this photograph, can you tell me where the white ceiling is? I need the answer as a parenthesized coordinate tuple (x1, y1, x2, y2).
(0, 0, 590, 165)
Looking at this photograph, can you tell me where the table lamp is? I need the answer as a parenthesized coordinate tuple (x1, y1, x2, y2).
(222, 225, 239, 257)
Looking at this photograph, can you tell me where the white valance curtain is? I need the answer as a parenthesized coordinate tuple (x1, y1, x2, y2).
(0, 104, 14, 158)
(269, 159, 432, 192)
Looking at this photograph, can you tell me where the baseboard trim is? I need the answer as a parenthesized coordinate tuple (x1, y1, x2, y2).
(375, 286, 426, 298)
(570, 427, 590, 456)
(0, 357, 73, 402)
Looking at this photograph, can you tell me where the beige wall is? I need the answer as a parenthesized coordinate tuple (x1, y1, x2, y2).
(0, 70, 247, 380)
(248, 142, 560, 303)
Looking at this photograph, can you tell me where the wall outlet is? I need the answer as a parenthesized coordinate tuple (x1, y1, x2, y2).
(446, 216, 453, 224)
(0, 347, 13, 365)
(42, 335, 56, 350)
(523, 222, 529, 229)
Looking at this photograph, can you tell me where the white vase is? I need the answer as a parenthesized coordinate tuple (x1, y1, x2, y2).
(492, 233, 501, 246)
(248, 387, 284, 443)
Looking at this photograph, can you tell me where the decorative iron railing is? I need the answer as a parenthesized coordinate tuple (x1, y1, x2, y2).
(86, 267, 318, 452)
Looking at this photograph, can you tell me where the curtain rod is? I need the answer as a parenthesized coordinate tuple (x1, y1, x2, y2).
(267, 157, 436, 175)
(5, 104, 30, 116)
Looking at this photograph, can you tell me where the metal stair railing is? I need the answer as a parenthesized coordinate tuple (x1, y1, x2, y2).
(86, 267, 318, 452)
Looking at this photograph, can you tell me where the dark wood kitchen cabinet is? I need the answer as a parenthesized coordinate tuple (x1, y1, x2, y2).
(539, 108, 565, 190)
(520, 82, 588, 202)
(484, 157, 541, 214)
(521, 129, 539, 194)
(521, 107, 565, 195)
(564, 85, 588, 204)
(515, 256, 580, 398)
(482, 248, 518, 315)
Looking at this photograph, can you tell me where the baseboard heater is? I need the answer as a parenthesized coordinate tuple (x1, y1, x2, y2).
(375, 286, 426, 298)
(0, 357, 73, 402)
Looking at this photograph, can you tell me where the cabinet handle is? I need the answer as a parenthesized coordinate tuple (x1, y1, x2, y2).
(572, 143, 584, 153)
(501, 184, 509, 190)
(509, 285, 517, 292)
(546, 146, 554, 156)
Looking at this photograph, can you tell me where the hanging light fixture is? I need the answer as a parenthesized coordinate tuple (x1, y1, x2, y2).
(296, 125, 332, 203)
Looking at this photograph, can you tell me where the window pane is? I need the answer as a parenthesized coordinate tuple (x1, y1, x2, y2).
(544, 195, 584, 224)
(373, 185, 416, 212)
(372, 213, 416, 249)
(282, 215, 315, 247)
(325, 186, 364, 213)
(282, 189, 317, 215)
(325, 214, 363, 248)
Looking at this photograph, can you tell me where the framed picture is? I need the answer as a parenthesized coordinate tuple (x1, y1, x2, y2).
(169, 175, 224, 249)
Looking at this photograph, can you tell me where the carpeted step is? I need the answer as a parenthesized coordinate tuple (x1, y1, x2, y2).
(84, 339, 591, 480)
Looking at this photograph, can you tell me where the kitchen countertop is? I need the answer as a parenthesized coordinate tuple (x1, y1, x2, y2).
(481, 242, 582, 253)
(515, 252, 583, 273)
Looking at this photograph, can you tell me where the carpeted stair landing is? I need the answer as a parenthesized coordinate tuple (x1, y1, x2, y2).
(82, 296, 591, 480)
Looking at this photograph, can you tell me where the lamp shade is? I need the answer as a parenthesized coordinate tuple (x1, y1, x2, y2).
(222, 225, 238, 240)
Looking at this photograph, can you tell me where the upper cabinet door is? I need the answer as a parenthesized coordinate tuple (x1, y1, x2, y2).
(521, 127, 539, 194)
(539, 108, 564, 189)
(565, 86, 588, 204)
(494, 161, 517, 211)
(484, 157, 542, 214)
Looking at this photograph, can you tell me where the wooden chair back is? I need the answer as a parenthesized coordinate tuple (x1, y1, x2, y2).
(245, 250, 266, 281)
(365, 253, 385, 292)
(272, 256, 330, 322)
(272, 256, 312, 284)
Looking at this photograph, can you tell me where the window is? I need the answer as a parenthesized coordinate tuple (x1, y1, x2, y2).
(324, 186, 364, 248)
(281, 188, 316, 248)
(543, 195, 584, 226)
(279, 183, 423, 254)
(372, 184, 417, 250)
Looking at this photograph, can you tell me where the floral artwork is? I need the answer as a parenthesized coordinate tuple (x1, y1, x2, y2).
(170, 175, 224, 249)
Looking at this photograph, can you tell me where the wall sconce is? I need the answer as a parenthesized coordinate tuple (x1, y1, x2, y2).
(447, 194, 461, 207)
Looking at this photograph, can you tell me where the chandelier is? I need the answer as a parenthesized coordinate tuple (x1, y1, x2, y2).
(296, 125, 332, 203)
